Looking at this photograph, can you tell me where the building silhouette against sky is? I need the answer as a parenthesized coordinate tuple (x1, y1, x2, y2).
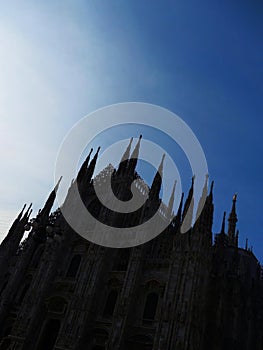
(0, 138, 262, 350)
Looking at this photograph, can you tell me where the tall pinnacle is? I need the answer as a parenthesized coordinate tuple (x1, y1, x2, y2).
(38, 177, 62, 221)
(227, 193, 238, 243)
(168, 180, 177, 217)
(9, 204, 26, 232)
(116, 138, 133, 175)
(149, 154, 165, 201)
(22, 203, 32, 221)
(181, 176, 195, 233)
(173, 192, 184, 231)
(182, 175, 194, 221)
(208, 180, 214, 201)
(196, 174, 209, 219)
(2, 204, 27, 244)
(128, 135, 142, 175)
(77, 148, 93, 183)
(86, 147, 100, 183)
(194, 175, 214, 239)
(221, 211, 226, 234)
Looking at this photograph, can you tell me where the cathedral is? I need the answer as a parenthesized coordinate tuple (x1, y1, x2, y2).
(0, 137, 262, 350)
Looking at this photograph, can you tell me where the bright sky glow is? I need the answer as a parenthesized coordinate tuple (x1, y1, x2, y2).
(0, 1, 262, 259)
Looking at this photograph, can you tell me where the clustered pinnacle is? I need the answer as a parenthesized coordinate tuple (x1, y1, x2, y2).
(2, 136, 249, 253)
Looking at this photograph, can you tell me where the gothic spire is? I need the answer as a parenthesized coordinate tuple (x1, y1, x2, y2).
(1, 204, 26, 244)
(227, 193, 238, 243)
(182, 175, 194, 222)
(9, 204, 26, 233)
(245, 238, 248, 250)
(38, 176, 62, 220)
(22, 203, 32, 221)
(173, 192, 184, 231)
(221, 211, 226, 234)
(196, 174, 209, 219)
(0, 203, 32, 253)
(116, 138, 133, 175)
(149, 154, 165, 201)
(193, 176, 214, 240)
(167, 180, 177, 217)
(77, 148, 93, 183)
(181, 176, 195, 233)
(128, 135, 142, 175)
(235, 229, 239, 247)
(86, 146, 100, 183)
(208, 180, 214, 201)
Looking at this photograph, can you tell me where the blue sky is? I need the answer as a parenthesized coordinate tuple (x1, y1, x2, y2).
(0, 1, 262, 259)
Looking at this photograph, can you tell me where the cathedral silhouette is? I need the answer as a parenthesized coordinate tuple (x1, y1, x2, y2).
(0, 137, 262, 350)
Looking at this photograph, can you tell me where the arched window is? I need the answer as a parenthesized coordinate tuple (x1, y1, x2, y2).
(103, 290, 118, 317)
(112, 249, 130, 271)
(66, 254, 81, 278)
(143, 292, 158, 320)
(37, 319, 60, 350)
(16, 275, 32, 305)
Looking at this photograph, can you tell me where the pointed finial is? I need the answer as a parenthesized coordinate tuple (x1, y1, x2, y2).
(128, 135, 142, 174)
(16, 204, 27, 221)
(26, 208, 33, 220)
(172, 192, 184, 230)
(77, 148, 93, 182)
(117, 138, 133, 175)
(84, 146, 101, 184)
(86, 147, 93, 161)
(228, 193, 238, 241)
(172, 180, 177, 193)
(168, 180, 177, 215)
(182, 177, 194, 221)
(195, 174, 209, 220)
(84, 148, 93, 161)
(235, 229, 239, 247)
(180, 191, 184, 211)
(55, 176, 62, 192)
(149, 154, 166, 200)
(25, 203, 32, 214)
(158, 153, 166, 174)
(221, 211, 226, 234)
(124, 137, 134, 158)
(203, 174, 209, 190)
(131, 135, 142, 157)
(245, 238, 248, 250)
(209, 180, 214, 196)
